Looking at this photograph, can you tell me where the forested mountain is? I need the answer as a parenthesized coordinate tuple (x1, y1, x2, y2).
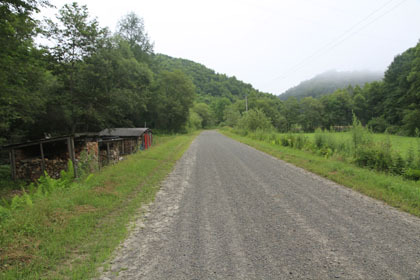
(279, 70, 383, 100)
(153, 54, 266, 100)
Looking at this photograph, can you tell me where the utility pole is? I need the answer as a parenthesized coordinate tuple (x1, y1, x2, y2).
(245, 95, 248, 112)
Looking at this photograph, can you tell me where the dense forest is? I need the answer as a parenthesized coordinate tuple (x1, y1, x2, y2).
(279, 70, 383, 100)
(1, 0, 420, 147)
(0, 1, 199, 144)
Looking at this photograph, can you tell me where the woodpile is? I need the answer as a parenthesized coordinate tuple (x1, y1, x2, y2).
(122, 139, 137, 154)
(99, 146, 120, 167)
(9, 136, 142, 181)
(15, 158, 68, 181)
(44, 159, 68, 178)
(85, 142, 99, 159)
(15, 159, 43, 181)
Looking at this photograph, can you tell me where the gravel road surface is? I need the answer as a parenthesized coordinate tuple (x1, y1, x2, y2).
(99, 130, 420, 279)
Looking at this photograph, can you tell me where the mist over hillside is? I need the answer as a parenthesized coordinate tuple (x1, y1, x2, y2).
(279, 70, 383, 100)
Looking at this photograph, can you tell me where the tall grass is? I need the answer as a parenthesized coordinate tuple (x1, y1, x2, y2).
(226, 117, 420, 181)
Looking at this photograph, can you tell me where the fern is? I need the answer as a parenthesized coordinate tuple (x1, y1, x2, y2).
(10, 195, 23, 210)
(22, 189, 33, 208)
(84, 173, 94, 184)
(59, 160, 75, 188)
(0, 205, 10, 220)
(1, 197, 11, 209)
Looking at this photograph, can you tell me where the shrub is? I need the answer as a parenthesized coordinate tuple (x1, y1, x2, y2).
(392, 153, 406, 175)
(237, 109, 273, 132)
(354, 143, 395, 173)
(404, 169, 420, 181)
(406, 146, 416, 168)
(351, 114, 371, 150)
(368, 116, 389, 133)
(78, 151, 99, 178)
(314, 128, 326, 149)
(385, 125, 400, 135)
(293, 134, 308, 150)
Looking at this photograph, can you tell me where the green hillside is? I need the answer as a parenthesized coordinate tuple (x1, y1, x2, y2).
(154, 54, 268, 100)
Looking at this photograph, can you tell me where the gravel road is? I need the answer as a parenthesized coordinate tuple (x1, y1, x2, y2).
(99, 130, 420, 279)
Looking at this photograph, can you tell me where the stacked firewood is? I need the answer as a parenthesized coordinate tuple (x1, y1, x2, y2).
(99, 146, 120, 166)
(15, 159, 43, 181)
(122, 140, 137, 154)
(44, 159, 68, 178)
(15, 158, 68, 180)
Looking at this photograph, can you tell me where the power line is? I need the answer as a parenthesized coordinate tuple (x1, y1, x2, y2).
(265, 0, 408, 84)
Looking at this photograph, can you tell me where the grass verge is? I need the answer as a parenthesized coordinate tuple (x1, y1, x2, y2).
(0, 131, 199, 279)
(220, 129, 420, 217)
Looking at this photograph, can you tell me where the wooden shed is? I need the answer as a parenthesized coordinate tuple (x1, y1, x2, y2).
(99, 128, 152, 151)
(2, 128, 153, 181)
(2, 134, 103, 181)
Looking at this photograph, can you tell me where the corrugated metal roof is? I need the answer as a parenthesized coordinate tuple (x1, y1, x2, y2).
(99, 128, 151, 137)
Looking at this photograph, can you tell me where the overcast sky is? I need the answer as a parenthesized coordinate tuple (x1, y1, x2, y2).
(40, 0, 420, 95)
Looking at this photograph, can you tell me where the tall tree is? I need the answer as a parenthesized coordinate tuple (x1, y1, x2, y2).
(193, 103, 214, 128)
(152, 70, 195, 132)
(0, 0, 51, 143)
(44, 2, 108, 132)
(117, 12, 153, 62)
(320, 89, 353, 128)
(77, 38, 153, 130)
(299, 97, 323, 131)
(283, 97, 300, 131)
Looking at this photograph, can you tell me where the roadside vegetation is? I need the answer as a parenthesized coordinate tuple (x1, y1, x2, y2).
(0, 132, 198, 279)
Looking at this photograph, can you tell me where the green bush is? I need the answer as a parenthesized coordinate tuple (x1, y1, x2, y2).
(351, 114, 372, 150)
(314, 128, 326, 149)
(392, 153, 406, 175)
(354, 143, 396, 173)
(385, 125, 400, 135)
(368, 116, 389, 133)
(404, 169, 420, 181)
(237, 109, 273, 132)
